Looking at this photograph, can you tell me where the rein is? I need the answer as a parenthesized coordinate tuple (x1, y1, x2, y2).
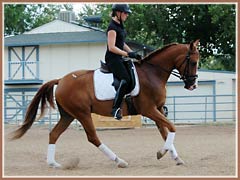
(143, 60, 182, 79)
(141, 49, 198, 81)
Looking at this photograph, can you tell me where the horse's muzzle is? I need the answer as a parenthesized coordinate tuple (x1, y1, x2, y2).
(183, 75, 198, 91)
(185, 84, 197, 91)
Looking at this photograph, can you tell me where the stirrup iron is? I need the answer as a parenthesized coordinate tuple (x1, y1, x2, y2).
(112, 108, 122, 120)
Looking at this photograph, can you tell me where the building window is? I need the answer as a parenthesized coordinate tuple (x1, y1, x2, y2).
(5, 45, 43, 85)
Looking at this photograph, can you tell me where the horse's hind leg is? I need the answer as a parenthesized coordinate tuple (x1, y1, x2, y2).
(47, 104, 74, 168)
(76, 113, 128, 168)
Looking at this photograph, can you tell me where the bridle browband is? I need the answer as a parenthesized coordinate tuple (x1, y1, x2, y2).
(141, 48, 198, 82)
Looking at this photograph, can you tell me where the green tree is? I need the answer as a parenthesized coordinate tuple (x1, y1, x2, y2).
(4, 4, 27, 35)
(4, 4, 235, 71)
(4, 4, 72, 36)
(80, 4, 235, 71)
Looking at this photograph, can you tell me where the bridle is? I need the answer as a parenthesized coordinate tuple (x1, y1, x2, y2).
(142, 49, 199, 84)
(176, 50, 199, 83)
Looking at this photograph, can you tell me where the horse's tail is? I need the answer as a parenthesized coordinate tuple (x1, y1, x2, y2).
(11, 79, 59, 140)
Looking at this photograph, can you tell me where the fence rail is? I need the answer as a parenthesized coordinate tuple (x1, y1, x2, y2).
(142, 94, 236, 124)
(4, 93, 236, 125)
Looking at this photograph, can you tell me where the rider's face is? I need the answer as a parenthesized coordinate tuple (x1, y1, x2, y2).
(121, 12, 129, 21)
(116, 11, 129, 22)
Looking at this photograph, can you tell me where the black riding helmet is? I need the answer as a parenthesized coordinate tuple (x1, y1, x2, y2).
(112, 4, 132, 14)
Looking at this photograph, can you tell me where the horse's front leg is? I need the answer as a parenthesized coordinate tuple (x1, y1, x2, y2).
(155, 121, 184, 165)
(148, 108, 184, 165)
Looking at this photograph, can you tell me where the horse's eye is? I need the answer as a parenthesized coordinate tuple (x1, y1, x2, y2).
(190, 62, 197, 66)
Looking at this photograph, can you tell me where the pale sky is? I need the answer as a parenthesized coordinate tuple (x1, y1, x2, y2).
(72, 3, 97, 13)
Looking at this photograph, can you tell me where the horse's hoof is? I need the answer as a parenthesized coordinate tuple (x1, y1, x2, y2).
(157, 151, 163, 159)
(175, 157, 185, 166)
(116, 158, 128, 168)
(48, 161, 62, 168)
(157, 149, 167, 160)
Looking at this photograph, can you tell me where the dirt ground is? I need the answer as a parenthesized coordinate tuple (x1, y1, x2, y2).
(3, 123, 236, 177)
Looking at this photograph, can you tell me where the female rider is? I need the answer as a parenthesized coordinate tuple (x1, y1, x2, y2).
(105, 4, 141, 120)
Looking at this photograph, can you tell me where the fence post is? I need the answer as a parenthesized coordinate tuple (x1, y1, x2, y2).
(205, 97, 207, 123)
(22, 92, 26, 122)
(213, 94, 216, 122)
(173, 96, 176, 122)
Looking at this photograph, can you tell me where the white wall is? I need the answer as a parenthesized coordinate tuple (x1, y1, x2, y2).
(198, 70, 236, 95)
(39, 43, 106, 81)
(165, 70, 236, 123)
(24, 20, 90, 34)
(168, 69, 236, 95)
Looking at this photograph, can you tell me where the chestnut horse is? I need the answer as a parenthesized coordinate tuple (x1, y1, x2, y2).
(11, 39, 200, 168)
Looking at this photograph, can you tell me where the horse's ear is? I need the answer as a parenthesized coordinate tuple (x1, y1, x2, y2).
(190, 39, 200, 50)
(193, 39, 200, 47)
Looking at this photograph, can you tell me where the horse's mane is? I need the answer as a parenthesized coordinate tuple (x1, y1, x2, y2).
(143, 43, 179, 61)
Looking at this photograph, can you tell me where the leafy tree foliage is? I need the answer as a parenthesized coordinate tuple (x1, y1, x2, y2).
(79, 4, 236, 71)
(4, 4, 27, 35)
(4, 4, 72, 35)
(4, 4, 236, 71)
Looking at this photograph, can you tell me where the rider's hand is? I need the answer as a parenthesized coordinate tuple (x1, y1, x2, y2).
(128, 52, 142, 60)
(135, 54, 142, 60)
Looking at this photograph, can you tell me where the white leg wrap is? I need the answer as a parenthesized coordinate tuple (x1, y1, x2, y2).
(98, 143, 117, 161)
(47, 144, 56, 163)
(47, 144, 61, 168)
(163, 132, 175, 150)
(169, 144, 178, 159)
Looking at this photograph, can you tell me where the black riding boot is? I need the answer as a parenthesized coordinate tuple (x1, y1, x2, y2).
(111, 79, 128, 120)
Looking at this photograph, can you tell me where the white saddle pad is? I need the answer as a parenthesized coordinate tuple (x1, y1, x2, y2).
(93, 65, 140, 101)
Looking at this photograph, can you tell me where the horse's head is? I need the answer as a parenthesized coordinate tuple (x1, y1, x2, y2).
(176, 39, 200, 91)
(141, 40, 200, 90)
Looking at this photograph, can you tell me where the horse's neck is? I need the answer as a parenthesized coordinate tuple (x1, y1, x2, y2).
(143, 46, 183, 81)
(137, 61, 169, 88)
(151, 45, 186, 66)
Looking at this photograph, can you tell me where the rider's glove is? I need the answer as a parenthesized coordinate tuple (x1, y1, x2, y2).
(128, 52, 142, 60)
